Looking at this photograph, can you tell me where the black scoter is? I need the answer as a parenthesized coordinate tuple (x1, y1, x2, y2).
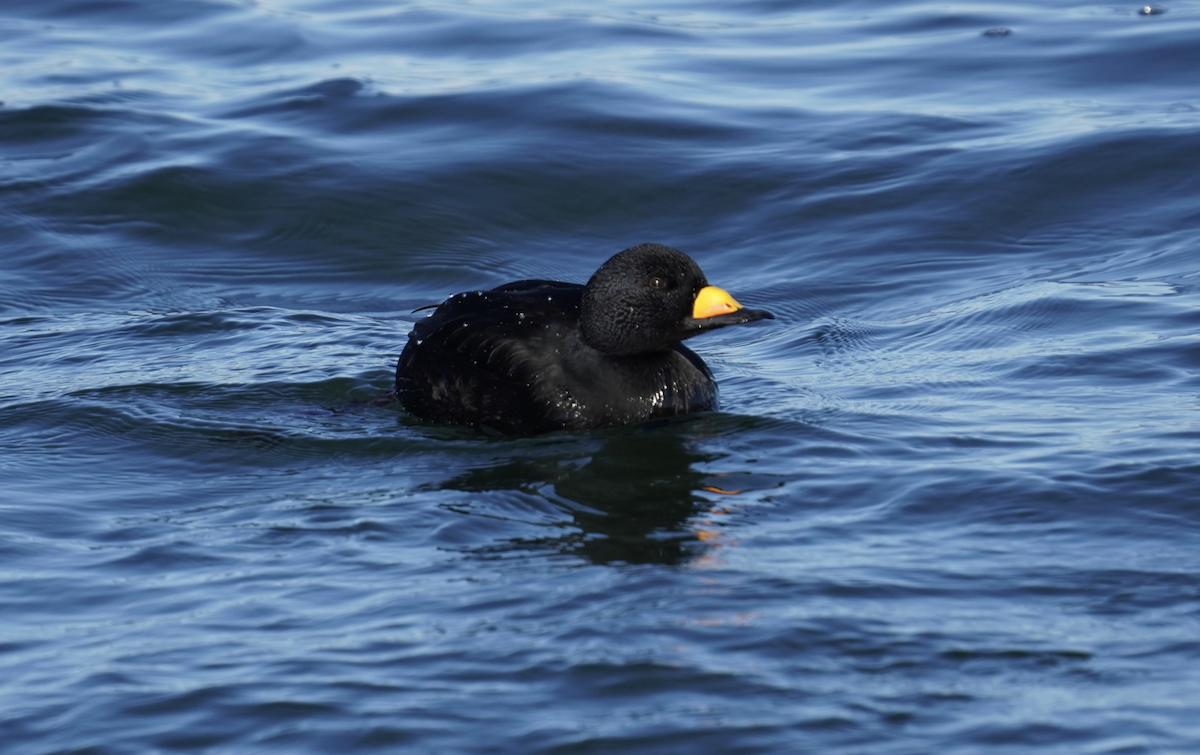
(395, 243, 773, 435)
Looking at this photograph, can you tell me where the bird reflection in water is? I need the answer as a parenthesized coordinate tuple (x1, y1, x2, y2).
(432, 421, 750, 566)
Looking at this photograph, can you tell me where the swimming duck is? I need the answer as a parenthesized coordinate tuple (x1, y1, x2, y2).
(396, 243, 773, 435)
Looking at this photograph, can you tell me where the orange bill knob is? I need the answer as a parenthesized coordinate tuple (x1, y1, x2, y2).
(692, 286, 743, 319)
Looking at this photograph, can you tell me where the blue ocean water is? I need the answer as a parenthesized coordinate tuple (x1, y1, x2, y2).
(3, 0, 1200, 752)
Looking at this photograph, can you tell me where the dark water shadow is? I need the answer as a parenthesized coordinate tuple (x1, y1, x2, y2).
(431, 419, 736, 566)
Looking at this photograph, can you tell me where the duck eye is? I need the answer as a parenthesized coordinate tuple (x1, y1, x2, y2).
(648, 276, 667, 290)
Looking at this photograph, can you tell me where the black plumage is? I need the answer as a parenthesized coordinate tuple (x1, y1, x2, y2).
(395, 243, 773, 435)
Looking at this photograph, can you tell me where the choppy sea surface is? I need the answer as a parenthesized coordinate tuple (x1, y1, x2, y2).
(4, 0, 1200, 752)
